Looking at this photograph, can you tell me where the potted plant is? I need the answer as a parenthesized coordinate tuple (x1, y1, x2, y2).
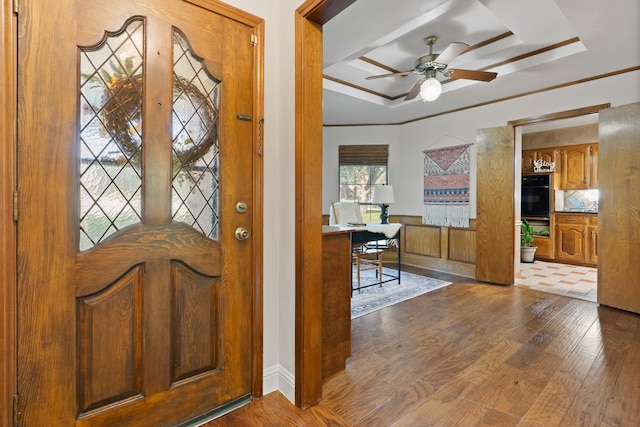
(520, 219, 537, 263)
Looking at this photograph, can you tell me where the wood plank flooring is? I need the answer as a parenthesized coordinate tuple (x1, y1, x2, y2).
(203, 266, 640, 426)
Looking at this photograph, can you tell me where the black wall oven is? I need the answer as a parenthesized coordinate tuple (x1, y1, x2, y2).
(521, 174, 551, 218)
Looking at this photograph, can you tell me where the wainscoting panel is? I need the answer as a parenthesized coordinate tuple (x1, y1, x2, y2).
(399, 216, 476, 278)
(405, 224, 441, 258)
(448, 228, 476, 264)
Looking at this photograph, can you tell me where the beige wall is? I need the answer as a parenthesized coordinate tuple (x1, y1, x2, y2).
(523, 123, 598, 150)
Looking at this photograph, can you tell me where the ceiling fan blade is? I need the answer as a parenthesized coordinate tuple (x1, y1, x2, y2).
(366, 71, 414, 80)
(433, 42, 469, 65)
(448, 69, 497, 82)
(404, 78, 425, 101)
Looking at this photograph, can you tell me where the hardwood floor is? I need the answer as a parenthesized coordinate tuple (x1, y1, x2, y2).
(203, 266, 640, 426)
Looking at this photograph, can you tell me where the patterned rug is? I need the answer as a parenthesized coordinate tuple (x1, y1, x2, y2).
(351, 268, 451, 319)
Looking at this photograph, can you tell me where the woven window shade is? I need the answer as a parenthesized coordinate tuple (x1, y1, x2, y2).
(339, 145, 388, 165)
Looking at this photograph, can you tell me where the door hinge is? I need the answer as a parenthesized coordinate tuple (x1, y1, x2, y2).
(13, 191, 18, 222)
(13, 394, 21, 427)
(13, 0, 19, 14)
(250, 34, 258, 47)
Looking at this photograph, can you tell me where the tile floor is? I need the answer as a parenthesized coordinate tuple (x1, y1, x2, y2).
(515, 260, 597, 302)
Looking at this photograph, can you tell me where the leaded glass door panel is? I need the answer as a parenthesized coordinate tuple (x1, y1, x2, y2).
(17, 0, 259, 425)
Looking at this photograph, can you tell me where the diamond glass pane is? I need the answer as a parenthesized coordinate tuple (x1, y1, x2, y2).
(171, 30, 220, 240)
(79, 18, 144, 251)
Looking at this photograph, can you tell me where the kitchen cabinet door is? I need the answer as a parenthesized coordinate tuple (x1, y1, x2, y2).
(587, 224, 598, 265)
(522, 149, 535, 174)
(537, 147, 561, 173)
(533, 235, 552, 260)
(556, 224, 587, 262)
(555, 222, 587, 263)
(590, 144, 598, 188)
(561, 144, 590, 189)
(560, 143, 598, 189)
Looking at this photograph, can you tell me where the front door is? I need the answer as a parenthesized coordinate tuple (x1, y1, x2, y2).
(17, 0, 260, 424)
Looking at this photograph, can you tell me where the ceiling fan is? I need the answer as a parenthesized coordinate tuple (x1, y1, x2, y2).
(366, 36, 498, 101)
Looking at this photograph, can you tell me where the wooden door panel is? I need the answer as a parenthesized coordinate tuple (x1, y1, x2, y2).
(561, 145, 589, 189)
(476, 126, 515, 285)
(172, 263, 219, 381)
(77, 268, 143, 413)
(75, 224, 222, 295)
(598, 102, 640, 314)
(522, 149, 535, 174)
(587, 225, 598, 264)
(555, 224, 586, 262)
(589, 144, 598, 188)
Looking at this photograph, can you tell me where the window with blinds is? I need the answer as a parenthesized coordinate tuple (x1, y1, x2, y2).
(338, 145, 388, 222)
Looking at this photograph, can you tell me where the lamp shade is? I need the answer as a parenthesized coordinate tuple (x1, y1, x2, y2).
(420, 77, 441, 101)
(372, 185, 394, 204)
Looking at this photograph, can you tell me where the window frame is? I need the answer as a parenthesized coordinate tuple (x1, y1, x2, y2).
(338, 144, 388, 223)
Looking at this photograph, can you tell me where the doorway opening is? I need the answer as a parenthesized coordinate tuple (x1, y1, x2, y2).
(513, 111, 601, 303)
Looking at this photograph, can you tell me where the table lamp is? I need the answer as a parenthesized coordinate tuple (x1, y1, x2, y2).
(372, 185, 394, 224)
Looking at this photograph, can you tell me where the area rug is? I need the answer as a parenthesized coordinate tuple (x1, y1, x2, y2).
(351, 268, 451, 319)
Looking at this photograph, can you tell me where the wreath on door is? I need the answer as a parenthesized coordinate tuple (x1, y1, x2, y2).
(94, 71, 218, 170)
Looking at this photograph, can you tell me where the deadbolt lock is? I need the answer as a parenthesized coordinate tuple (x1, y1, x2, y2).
(235, 227, 250, 241)
(236, 201, 248, 213)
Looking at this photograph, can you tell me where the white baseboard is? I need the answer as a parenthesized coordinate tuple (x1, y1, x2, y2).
(263, 364, 295, 403)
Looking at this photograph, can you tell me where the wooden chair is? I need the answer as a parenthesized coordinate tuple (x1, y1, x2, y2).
(352, 245, 383, 292)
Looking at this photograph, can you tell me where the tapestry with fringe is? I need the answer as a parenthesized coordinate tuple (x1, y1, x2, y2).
(423, 144, 471, 228)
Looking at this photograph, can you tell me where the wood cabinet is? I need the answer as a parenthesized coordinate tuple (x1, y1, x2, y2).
(560, 143, 598, 189)
(590, 145, 598, 188)
(554, 213, 597, 266)
(522, 150, 536, 174)
(587, 216, 598, 265)
(522, 144, 599, 189)
(533, 235, 552, 260)
(537, 147, 561, 172)
(522, 147, 560, 175)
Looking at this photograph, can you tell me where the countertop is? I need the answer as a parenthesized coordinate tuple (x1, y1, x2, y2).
(554, 210, 598, 214)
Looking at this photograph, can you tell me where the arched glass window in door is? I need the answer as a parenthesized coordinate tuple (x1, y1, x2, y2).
(78, 17, 144, 251)
(171, 29, 220, 240)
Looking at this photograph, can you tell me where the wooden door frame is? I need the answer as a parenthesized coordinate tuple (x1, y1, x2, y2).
(294, 0, 355, 409)
(508, 104, 609, 128)
(1, 0, 17, 424)
(1, 1, 264, 421)
(505, 104, 609, 285)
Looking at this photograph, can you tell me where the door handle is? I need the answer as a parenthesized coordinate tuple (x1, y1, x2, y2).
(235, 227, 250, 241)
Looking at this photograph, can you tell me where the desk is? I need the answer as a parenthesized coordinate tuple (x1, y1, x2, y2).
(351, 227, 401, 293)
(321, 224, 402, 379)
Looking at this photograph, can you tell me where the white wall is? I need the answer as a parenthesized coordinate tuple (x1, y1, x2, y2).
(323, 70, 640, 221)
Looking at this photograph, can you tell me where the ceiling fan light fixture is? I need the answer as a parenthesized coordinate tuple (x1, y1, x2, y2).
(420, 77, 441, 101)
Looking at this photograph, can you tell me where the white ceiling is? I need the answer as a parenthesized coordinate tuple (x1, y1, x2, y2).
(322, 0, 640, 126)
